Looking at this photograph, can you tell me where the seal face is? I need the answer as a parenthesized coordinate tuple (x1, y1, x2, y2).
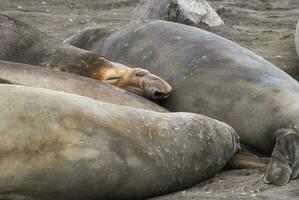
(0, 14, 172, 100)
(70, 20, 299, 185)
(0, 84, 238, 200)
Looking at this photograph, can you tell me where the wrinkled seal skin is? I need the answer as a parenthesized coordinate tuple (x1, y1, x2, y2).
(0, 84, 239, 200)
(0, 60, 166, 112)
(69, 20, 299, 186)
(0, 14, 172, 100)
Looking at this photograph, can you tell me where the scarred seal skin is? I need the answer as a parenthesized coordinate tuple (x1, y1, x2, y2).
(68, 20, 299, 185)
(0, 84, 239, 200)
(0, 60, 167, 112)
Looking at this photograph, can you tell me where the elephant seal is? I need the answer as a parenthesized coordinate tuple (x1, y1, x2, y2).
(296, 21, 299, 58)
(0, 14, 171, 100)
(68, 20, 299, 186)
(0, 84, 239, 200)
(0, 60, 166, 112)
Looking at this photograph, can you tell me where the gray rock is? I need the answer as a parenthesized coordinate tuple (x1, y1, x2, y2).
(134, 0, 223, 27)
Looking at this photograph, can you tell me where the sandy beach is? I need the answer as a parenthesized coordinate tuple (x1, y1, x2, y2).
(1, 0, 299, 199)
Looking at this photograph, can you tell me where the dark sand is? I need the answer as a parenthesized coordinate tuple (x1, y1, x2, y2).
(1, 0, 299, 199)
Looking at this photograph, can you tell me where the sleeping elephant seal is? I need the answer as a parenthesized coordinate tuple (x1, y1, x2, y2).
(0, 14, 171, 100)
(0, 84, 239, 200)
(0, 60, 166, 112)
(68, 20, 299, 186)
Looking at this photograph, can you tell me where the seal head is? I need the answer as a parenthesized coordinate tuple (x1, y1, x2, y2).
(93, 59, 172, 100)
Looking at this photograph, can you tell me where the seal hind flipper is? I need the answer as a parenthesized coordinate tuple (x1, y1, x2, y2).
(227, 153, 270, 169)
(264, 128, 299, 185)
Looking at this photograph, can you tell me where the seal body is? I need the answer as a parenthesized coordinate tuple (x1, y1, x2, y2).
(69, 20, 299, 185)
(0, 60, 166, 112)
(0, 14, 172, 99)
(0, 84, 238, 200)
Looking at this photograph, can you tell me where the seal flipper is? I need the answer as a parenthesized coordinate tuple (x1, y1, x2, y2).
(227, 152, 270, 169)
(226, 144, 270, 169)
(264, 128, 299, 186)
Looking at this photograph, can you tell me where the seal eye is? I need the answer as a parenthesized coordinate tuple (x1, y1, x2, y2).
(135, 71, 148, 77)
(106, 77, 121, 81)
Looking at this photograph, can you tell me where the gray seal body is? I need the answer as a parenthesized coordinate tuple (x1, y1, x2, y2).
(67, 20, 299, 185)
(0, 84, 238, 200)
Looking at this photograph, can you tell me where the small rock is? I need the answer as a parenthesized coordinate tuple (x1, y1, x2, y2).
(134, 0, 223, 27)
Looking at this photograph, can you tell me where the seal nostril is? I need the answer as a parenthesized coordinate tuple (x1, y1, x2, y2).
(154, 91, 164, 98)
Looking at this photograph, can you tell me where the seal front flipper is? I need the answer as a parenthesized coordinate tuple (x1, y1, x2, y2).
(264, 128, 299, 186)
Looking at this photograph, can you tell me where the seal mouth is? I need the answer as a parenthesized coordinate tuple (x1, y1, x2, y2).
(142, 74, 172, 100)
(146, 87, 171, 100)
(142, 85, 170, 100)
